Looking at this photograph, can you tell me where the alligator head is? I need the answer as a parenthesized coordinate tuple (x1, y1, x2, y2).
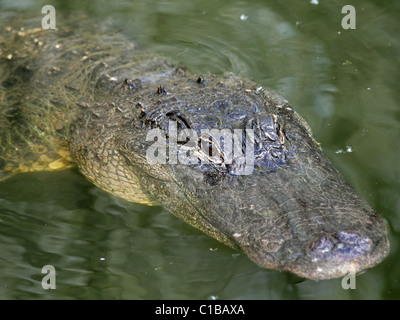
(72, 69, 389, 280)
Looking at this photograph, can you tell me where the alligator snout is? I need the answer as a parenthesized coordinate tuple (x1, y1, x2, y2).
(309, 231, 372, 261)
(277, 227, 389, 280)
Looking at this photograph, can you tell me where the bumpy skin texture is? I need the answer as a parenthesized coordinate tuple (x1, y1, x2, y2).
(0, 16, 389, 280)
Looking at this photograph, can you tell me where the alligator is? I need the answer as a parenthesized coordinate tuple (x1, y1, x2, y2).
(0, 15, 389, 280)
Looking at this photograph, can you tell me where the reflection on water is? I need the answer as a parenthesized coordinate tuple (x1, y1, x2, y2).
(0, 0, 399, 299)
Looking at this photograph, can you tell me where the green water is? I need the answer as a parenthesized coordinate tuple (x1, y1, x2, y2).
(0, 0, 399, 299)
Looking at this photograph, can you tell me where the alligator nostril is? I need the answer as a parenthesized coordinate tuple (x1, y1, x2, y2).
(336, 230, 362, 244)
(311, 235, 334, 254)
(309, 231, 372, 261)
(333, 231, 372, 258)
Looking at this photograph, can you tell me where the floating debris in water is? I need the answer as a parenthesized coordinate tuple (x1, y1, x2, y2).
(310, 0, 319, 5)
(335, 146, 353, 154)
(361, 128, 368, 136)
(208, 295, 219, 300)
(240, 14, 248, 21)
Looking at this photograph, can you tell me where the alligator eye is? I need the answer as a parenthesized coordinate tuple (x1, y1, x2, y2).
(165, 111, 191, 130)
(248, 115, 295, 169)
(196, 134, 226, 167)
(142, 108, 192, 131)
(198, 136, 214, 157)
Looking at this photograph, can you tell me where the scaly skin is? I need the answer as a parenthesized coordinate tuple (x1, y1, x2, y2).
(0, 15, 389, 280)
